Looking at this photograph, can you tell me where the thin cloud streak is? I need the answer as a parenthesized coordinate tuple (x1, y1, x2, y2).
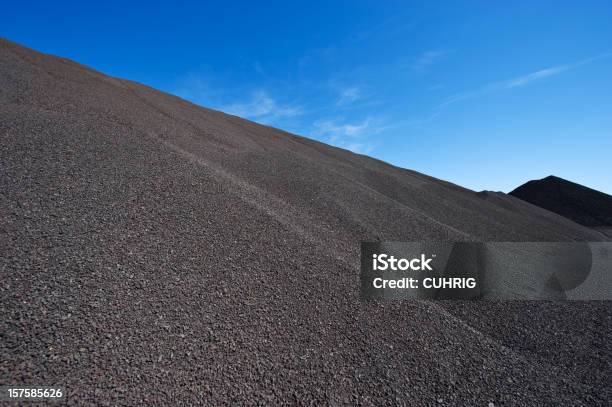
(441, 52, 612, 107)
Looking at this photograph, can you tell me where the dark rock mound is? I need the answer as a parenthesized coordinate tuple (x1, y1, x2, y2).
(510, 175, 612, 227)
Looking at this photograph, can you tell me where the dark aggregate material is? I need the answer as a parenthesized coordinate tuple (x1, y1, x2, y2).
(510, 175, 612, 227)
(1, 39, 611, 406)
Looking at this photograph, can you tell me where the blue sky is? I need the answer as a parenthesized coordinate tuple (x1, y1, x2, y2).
(3, 1, 612, 193)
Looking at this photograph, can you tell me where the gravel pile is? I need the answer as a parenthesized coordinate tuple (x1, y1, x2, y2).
(1, 39, 610, 405)
(510, 175, 612, 227)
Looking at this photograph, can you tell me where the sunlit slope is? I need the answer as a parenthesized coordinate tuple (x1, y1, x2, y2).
(1, 39, 610, 405)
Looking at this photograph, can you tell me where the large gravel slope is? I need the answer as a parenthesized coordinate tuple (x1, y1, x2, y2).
(1, 39, 610, 405)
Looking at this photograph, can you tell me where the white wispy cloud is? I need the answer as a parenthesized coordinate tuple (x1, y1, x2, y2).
(336, 86, 362, 106)
(441, 52, 612, 107)
(413, 50, 452, 72)
(504, 65, 571, 88)
(315, 118, 371, 140)
(313, 117, 389, 154)
(220, 91, 303, 121)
